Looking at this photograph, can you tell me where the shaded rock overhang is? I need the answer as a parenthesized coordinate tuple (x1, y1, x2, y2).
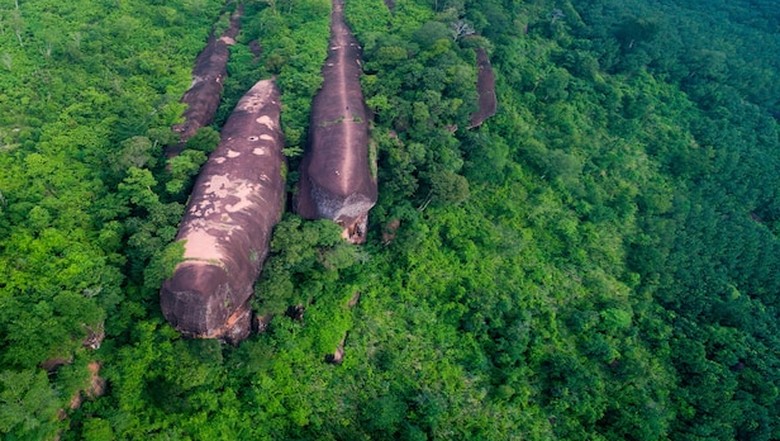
(160, 80, 286, 344)
(295, 0, 377, 244)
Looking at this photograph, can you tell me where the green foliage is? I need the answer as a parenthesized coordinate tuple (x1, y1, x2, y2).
(0, 369, 60, 440)
(143, 241, 185, 292)
(118, 167, 159, 210)
(0, 3, 220, 437)
(217, 0, 331, 155)
(253, 215, 362, 316)
(428, 169, 470, 205)
(81, 418, 114, 441)
(185, 126, 220, 153)
(2, 0, 780, 440)
(111, 136, 161, 175)
(165, 149, 207, 196)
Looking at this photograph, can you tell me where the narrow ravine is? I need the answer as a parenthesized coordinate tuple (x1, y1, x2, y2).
(295, 0, 377, 244)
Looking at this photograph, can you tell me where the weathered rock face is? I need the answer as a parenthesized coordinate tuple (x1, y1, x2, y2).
(295, 0, 377, 244)
(469, 47, 497, 128)
(161, 80, 286, 344)
(166, 7, 243, 157)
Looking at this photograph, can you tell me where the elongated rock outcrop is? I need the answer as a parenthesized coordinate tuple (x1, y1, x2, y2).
(469, 47, 497, 128)
(166, 6, 243, 157)
(296, 0, 377, 243)
(161, 80, 285, 344)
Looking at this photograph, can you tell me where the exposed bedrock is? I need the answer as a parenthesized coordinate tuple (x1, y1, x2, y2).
(295, 0, 377, 244)
(166, 6, 243, 157)
(161, 80, 286, 344)
(469, 47, 497, 128)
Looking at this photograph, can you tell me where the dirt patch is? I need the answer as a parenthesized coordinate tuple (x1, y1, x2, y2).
(384, 0, 395, 10)
(295, 0, 377, 244)
(166, 6, 243, 157)
(68, 362, 106, 411)
(469, 47, 497, 128)
(161, 80, 286, 344)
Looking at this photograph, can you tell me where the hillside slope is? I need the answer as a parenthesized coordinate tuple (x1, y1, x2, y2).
(1, 0, 778, 440)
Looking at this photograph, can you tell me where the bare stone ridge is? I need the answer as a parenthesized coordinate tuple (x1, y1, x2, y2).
(166, 6, 243, 157)
(295, 0, 377, 244)
(161, 80, 286, 344)
(469, 47, 497, 128)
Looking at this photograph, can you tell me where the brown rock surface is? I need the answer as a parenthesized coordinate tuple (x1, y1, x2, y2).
(68, 362, 105, 411)
(469, 47, 497, 128)
(161, 80, 286, 344)
(166, 7, 243, 157)
(325, 334, 348, 365)
(347, 291, 361, 308)
(40, 356, 73, 373)
(295, 0, 377, 244)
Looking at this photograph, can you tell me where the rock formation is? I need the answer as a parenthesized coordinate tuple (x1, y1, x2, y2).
(295, 0, 377, 244)
(469, 47, 497, 128)
(325, 334, 347, 364)
(68, 362, 106, 411)
(166, 6, 243, 157)
(160, 80, 286, 344)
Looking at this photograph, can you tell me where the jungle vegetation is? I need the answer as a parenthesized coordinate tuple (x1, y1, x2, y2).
(0, 0, 778, 439)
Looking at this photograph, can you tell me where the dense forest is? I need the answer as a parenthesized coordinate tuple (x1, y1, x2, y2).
(1, 0, 779, 439)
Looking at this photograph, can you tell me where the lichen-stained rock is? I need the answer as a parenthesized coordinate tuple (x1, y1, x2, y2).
(166, 6, 243, 157)
(295, 0, 377, 244)
(160, 80, 285, 344)
(469, 47, 497, 129)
